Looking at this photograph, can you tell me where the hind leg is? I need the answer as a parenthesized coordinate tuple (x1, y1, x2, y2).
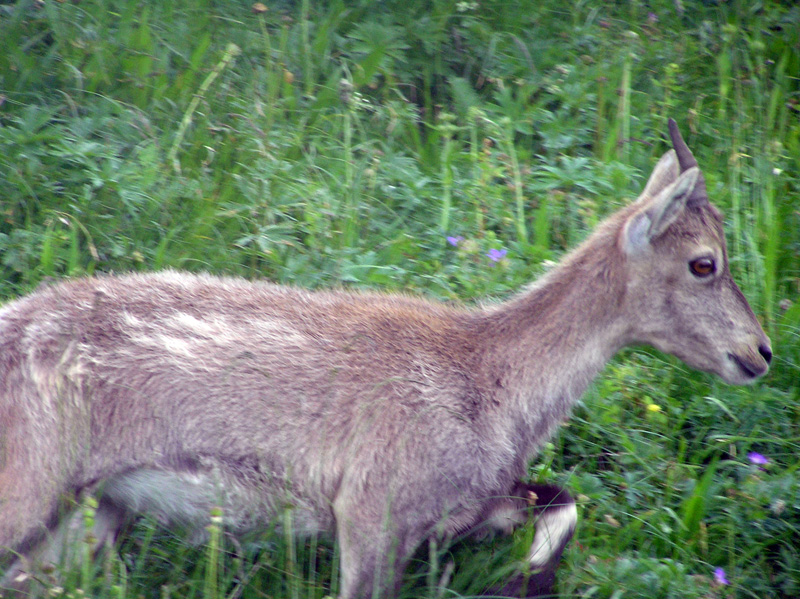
(488, 483, 577, 598)
(0, 419, 69, 570)
(0, 427, 57, 554)
(0, 414, 120, 590)
(1, 495, 126, 590)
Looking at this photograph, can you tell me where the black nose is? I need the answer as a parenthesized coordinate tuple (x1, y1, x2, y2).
(759, 344, 772, 365)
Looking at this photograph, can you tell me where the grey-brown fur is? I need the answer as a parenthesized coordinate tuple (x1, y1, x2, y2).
(0, 121, 770, 597)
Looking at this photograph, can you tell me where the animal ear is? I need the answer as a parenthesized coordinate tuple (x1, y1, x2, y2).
(637, 150, 679, 202)
(622, 166, 699, 254)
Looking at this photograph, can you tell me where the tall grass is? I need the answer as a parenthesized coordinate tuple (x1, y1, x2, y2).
(0, 0, 798, 597)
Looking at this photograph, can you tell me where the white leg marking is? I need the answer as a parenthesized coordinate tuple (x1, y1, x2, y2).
(527, 503, 577, 568)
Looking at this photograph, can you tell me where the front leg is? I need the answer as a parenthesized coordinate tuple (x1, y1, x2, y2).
(333, 491, 424, 599)
(488, 482, 577, 598)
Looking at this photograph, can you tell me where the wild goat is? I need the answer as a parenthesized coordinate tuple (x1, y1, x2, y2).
(0, 120, 771, 597)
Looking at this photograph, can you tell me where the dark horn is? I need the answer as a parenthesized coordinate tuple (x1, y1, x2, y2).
(668, 118, 698, 172)
(667, 118, 708, 207)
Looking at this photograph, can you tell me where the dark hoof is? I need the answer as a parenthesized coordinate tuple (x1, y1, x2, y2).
(489, 567, 558, 598)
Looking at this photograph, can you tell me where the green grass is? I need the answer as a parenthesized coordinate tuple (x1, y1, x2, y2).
(1, 0, 799, 597)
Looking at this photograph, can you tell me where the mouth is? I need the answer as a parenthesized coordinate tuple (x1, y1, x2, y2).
(727, 352, 767, 380)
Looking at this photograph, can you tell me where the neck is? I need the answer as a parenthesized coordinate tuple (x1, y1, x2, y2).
(472, 219, 629, 457)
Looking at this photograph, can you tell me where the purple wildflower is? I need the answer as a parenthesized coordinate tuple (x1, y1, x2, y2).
(446, 236, 463, 247)
(747, 452, 769, 466)
(713, 567, 729, 585)
(486, 248, 507, 262)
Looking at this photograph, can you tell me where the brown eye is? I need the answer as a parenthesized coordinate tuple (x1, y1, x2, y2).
(689, 257, 716, 277)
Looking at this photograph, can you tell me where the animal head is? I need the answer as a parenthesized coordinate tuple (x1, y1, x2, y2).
(618, 119, 771, 384)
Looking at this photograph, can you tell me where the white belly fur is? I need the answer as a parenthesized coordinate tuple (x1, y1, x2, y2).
(102, 467, 330, 540)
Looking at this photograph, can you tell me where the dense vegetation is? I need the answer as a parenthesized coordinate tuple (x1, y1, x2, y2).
(1, 0, 798, 597)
